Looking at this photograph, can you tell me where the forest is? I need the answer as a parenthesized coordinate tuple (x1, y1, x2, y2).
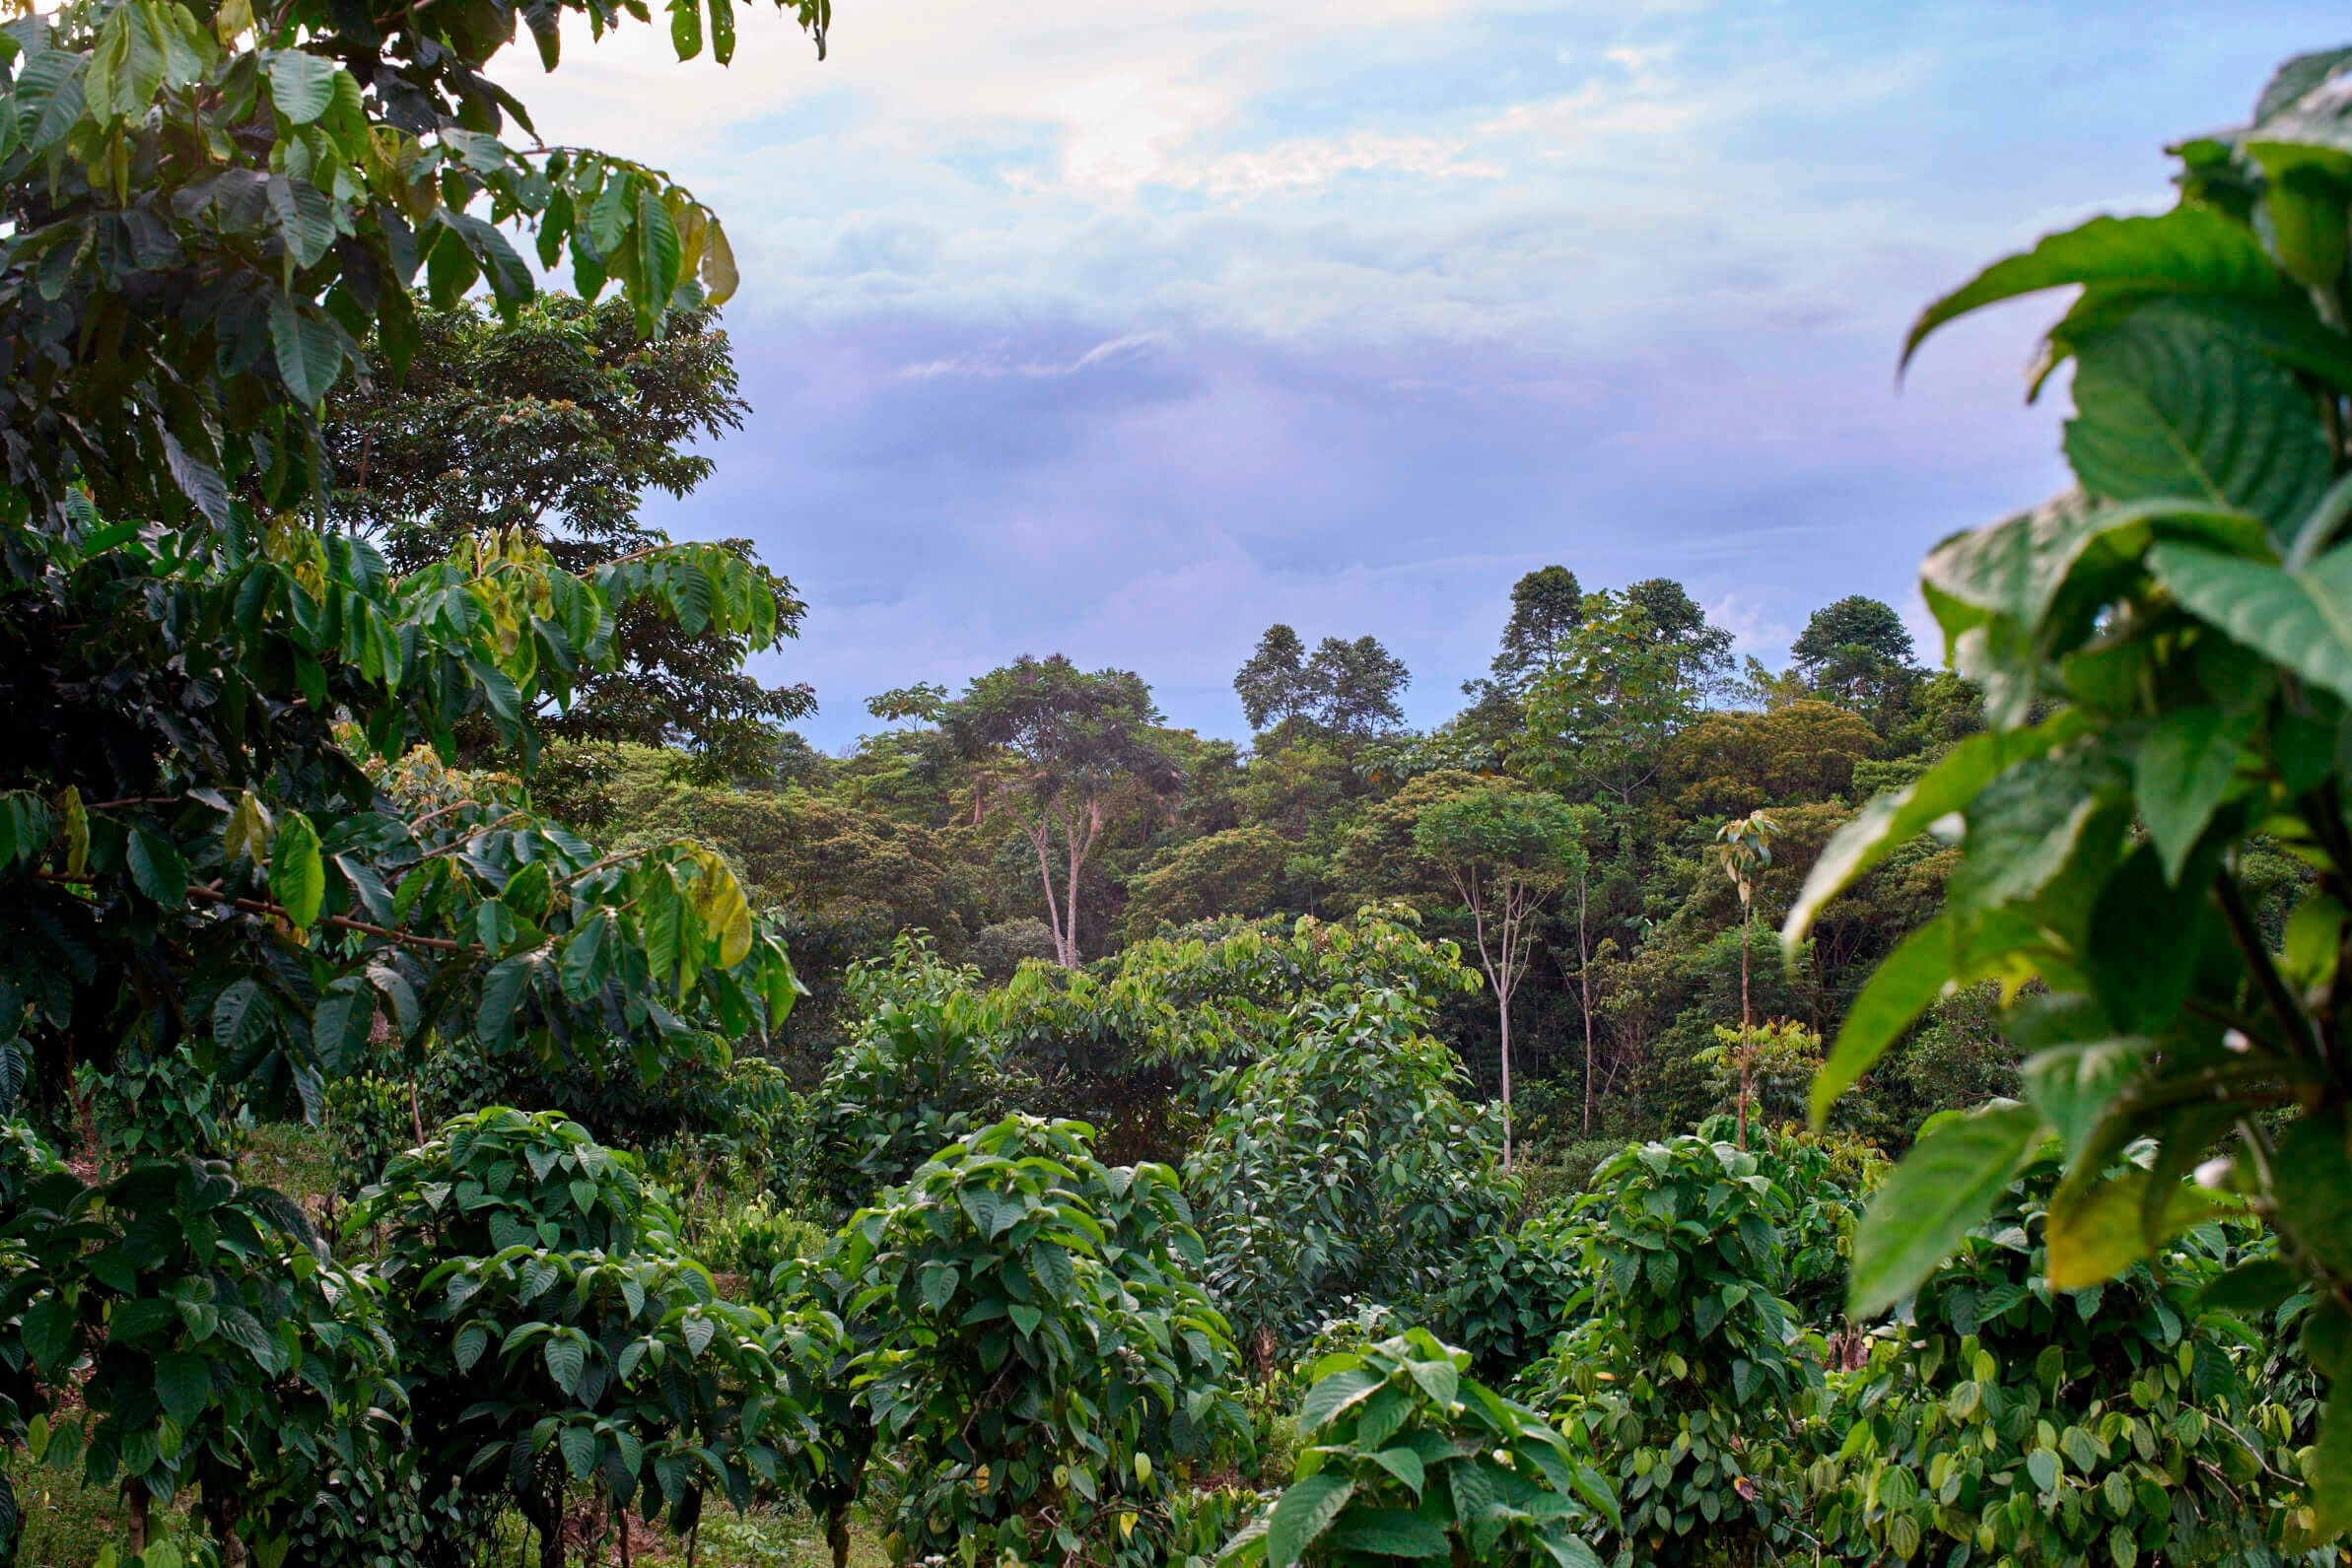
(7, 1, 2352, 1566)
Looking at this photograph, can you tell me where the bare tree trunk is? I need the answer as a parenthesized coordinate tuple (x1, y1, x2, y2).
(1737, 895, 1753, 1149)
(1024, 818, 1070, 967)
(1497, 988, 1513, 1170)
(1577, 863, 1595, 1137)
(126, 1482, 149, 1557)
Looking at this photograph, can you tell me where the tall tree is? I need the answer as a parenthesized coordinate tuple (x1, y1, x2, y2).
(1518, 592, 1702, 808)
(942, 656, 1181, 967)
(1789, 593, 1920, 724)
(1626, 578, 1735, 695)
(1413, 784, 1582, 1167)
(1235, 625, 1313, 731)
(1714, 809, 1777, 1148)
(324, 297, 813, 780)
(1491, 566, 1585, 687)
(1307, 634, 1412, 737)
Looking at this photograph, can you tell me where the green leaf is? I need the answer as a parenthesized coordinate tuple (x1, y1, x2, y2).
(2021, 1036, 2146, 1162)
(558, 1421, 596, 1479)
(2150, 539, 2352, 705)
(2134, 706, 2255, 882)
(1849, 1103, 2044, 1317)
(154, 1351, 210, 1426)
(2045, 1169, 2241, 1288)
(268, 174, 336, 270)
(545, 1333, 586, 1396)
(700, 217, 739, 306)
(1903, 208, 2287, 371)
(476, 955, 536, 1049)
(707, 0, 735, 65)
(453, 1321, 489, 1373)
(1323, 1509, 1448, 1558)
(1365, 1447, 1425, 1496)
(1297, 1367, 1384, 1435)
(1267, 1473, 1354, 1568)
(2063, 300, 2331, 534)
(440, 210, 535, 306)
(1814, 907, 2041, 1125)
(269, 812, 324, 929)
(267, 49, 339, 123)
(267, 296, 344, 407)
(635, 190, 682, 311)
(127, 829, 189, 907)
(667, 0, 701, 59)
(1783, 711, 2082, 950)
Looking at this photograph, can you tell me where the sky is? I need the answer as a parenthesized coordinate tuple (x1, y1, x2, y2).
(498, 1, 2348, 751)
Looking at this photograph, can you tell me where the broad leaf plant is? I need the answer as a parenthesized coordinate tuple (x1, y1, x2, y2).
(1791, 43, 2352, 1534)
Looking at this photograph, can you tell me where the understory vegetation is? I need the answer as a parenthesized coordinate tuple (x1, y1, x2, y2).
(8, 1, 2352, 1564)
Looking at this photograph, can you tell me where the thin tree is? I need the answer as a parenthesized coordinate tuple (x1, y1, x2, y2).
(940, 655, 1180, 968)
(1714, 809, 1778, 1148)
(1414, 784, 1582, 1167)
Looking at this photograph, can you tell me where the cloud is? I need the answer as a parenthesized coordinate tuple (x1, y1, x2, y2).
(499, 0, 2349, 745)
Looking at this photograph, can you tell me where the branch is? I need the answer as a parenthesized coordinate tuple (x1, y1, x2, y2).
(34, 869, 470, 953)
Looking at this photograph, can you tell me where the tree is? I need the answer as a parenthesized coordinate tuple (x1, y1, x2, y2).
(1491, 566, 1585, 686)
(941, 655, 1181, 967)
(1715, 809, 1776, 1147)
(324, 297, 814, 781)
(1307, 634, 1412, 736)
(1518, 592, 1701, 807)
(1625, 578, 1735, 696)
(1788, 594, 1919, 724)
(1414, 784, 1585, 1166)
(1235, 624, 1313, 731)
(0, 0, 828, 1552)
(1790, 594, 1913, 676)
(865, 681, 947, 726)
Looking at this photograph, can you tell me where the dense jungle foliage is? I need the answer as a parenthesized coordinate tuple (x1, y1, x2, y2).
(7, 0, 2352, 1563)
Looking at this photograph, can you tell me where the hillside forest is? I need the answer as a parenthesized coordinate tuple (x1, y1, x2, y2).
(10, 5, 2352, 1568)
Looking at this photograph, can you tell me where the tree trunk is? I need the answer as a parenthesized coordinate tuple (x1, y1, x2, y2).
(126, 1482, 149, 1557)
(1497, 993, 1513, 1170)
(1577, 863, 1595, 1137)
(1737, 895, 1753, 1149)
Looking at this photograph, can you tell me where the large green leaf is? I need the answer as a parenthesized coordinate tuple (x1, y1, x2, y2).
(267, 296, 344, 407)
(1903, 209, 2286, 371)
(1921, 492, 2266, 641)
(2133, 705, 2256, 882)
(2148, 539, 2352, 705)
(265, 48, 338, 123)
(1268, 1472, 1355, 1568)
(2045, 1169, 2240, 1289)
(268, 812, 323, 928)
(1813, 907, 2041, 1125)
(2063, 301, 2332, 534)
(1849, 1102, 2044, 1317)
(155, 1350, 212, 1426)
(1782, 709, 2085, 951)
(127, 828, 188, 906)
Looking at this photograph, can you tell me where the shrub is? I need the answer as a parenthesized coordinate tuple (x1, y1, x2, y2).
(1526, 1136, 1817, 1566)
(354, 1109, 837, 1568)
(1217, 1328, 1618, 1567)
(797, 989, 1036, 1219)
(838, 1115, 1245, 1567)
(1186, 989, 1514, 1359)
(1798, 1156, 2323, 1566)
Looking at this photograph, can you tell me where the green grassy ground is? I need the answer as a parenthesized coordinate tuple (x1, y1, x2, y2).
(2, 1450, 888, 1568)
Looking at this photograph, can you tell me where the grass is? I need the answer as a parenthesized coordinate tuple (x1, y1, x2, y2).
(2, 1450, 202, 1567)
(1, 1447, 888, 1568)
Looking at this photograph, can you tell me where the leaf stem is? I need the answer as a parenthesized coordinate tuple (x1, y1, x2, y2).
(2212, 868, 2323, 1077)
